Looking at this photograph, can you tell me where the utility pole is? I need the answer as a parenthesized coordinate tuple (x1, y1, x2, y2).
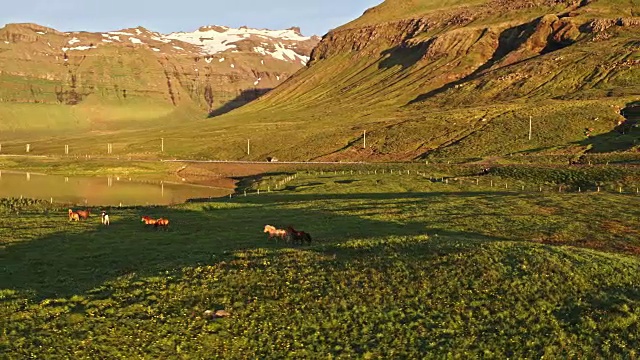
(247, 139, 250, 155)
(529, 116, 532, 141)
(161, 138, 164, 152)
(363, 130, 367, 148)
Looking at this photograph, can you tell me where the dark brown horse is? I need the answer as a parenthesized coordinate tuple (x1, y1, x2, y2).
(286, 226, 312, 245)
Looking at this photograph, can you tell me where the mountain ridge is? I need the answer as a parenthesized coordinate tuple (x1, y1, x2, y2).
(0, 21, 319, 132)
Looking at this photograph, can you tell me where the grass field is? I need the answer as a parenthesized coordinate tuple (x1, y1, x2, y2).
(2, 170, 640, 357)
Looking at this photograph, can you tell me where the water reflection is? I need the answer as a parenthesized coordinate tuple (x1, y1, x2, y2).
(0, 171, 231, 206)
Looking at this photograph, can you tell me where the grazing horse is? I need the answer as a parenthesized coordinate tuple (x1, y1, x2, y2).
(286, 226, 312, 245)
(141, 216, 157, 226)
(101, 211, 110, 226)
(68, 209, 80, 222)
(155, 218, 170, 231)
(76, 209, 91, 220)
(264, 225, 287, 241)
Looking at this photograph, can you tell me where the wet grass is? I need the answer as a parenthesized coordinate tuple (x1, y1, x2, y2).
(1, 172, 640, 358)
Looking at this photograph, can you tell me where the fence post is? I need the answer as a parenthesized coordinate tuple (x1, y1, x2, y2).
(619, 186, 622, 193)
(597, 186, 600, 193)
(244, 190, 247, 197)
(257, 189, 260, 195)
(490, 180, 493, 187)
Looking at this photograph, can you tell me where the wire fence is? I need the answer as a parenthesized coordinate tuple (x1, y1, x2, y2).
(229, 169, 640, 198)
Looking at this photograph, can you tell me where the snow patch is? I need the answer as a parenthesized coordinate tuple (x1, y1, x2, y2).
(230, 64, 235, 68)
(135, 28, 142, 35)
(3, 41, 9, 44)
(261, 59, 264, 65)
(253, 77, 262, 86)
(129, 37, 143, 44)
(64, 45, 96, 51)
(102, 34, 121, 42)
(164, 26, 310, 55)
(276, 75, 280, 81)
(151, 36, 171, 43)
(253, 46, 267, 55)
(253, 43, 309, 64)
(151, 48, 161, 52)
(219, 57, 225, 62)
(109, 31, 134, 36)
(36, 31, 46, 35)
(102, 39, 113, 43)
(173, 46, 184, 50)
(68, 37, 81, 45)
(204, 57, 213, 63)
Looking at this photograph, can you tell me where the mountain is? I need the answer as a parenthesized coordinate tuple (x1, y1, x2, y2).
(0, 22, 319, 132)
(185, 0, 638, 161)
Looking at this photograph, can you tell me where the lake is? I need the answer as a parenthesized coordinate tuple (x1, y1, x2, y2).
(0, 171, 232, 206)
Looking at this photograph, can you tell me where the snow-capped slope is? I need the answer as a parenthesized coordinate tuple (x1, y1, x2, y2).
(38, 24, 318, 65)
(165, 26, 316, 64)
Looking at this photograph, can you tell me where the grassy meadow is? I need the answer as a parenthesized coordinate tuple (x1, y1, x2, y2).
(2, 169, 640, 358)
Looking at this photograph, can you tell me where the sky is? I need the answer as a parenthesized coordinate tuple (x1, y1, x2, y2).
(0, 0, 383, 36)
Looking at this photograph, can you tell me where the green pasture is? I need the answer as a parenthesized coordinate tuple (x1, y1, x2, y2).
(2, 171, 640, 358)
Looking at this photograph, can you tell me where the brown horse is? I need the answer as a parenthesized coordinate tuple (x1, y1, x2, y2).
(141, 216, 157, 226)
(286, 226, 312, 245)
(76, 209, 91, 220)
(155, 218, 170, 231)
(68, 209, 80, 222)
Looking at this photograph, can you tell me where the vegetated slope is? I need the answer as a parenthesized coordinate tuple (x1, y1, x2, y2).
(191, 0, 639, 161)
(0, 23, 319, 134)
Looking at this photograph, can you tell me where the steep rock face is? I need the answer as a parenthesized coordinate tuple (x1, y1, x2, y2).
(0, 23, 319, 119)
